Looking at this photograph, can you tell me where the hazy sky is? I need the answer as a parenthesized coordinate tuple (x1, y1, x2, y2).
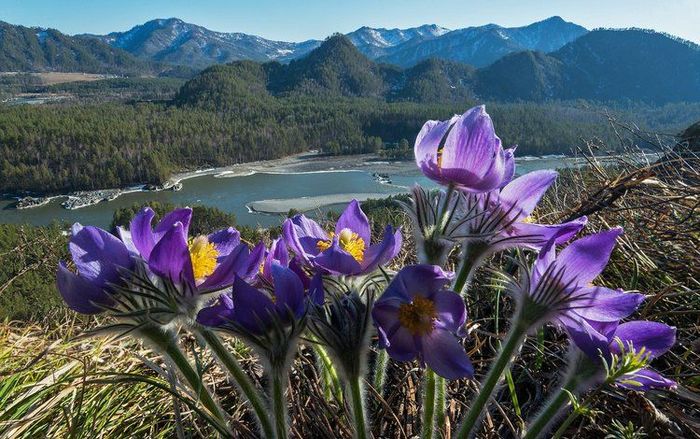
(2, 0, 699, 43)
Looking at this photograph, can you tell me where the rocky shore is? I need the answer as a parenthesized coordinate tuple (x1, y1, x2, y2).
(14, 180, 183, 211)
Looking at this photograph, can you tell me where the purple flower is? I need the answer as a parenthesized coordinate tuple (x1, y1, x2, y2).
(452, 170, 587, 259)
(575, 320, 677, 391)
(522, 228, 645, 348)
(57, 224, 134, 314)
(259, 238, 290, 283)
(415, 105, 515, 192)
(120, 207, 264, 293)
(197, 263, 307, 336)
(283, 200, 402, 275)
(372, 265, 473, 380)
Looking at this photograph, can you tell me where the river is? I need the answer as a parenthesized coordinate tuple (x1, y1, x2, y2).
(0, 155, 572, 228)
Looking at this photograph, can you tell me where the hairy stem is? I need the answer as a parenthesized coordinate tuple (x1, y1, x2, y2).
(197, 329, 274, 439)
(347, 375, 369, 439)
(372, 348, 389, 396)
(453, 241, 488, 297)
(271, 366, 289, 439)
(421, 368, 438, 439)
(455, 317, 530, 439)
(140, 327, 230, 435)
(434, 376, 447, 436)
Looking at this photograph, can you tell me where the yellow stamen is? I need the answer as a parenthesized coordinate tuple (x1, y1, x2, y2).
(398, 296, 437, 336)
(436, 149, 444, 169)
(316, 228, 366, 262)
(188, 236, 219, 279)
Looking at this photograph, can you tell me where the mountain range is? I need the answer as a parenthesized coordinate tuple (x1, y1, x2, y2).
(176, 32, 700, 105)
(0, 21, 153, 75)
(1, 17, 699, 104)
(88, 16, 587, 68)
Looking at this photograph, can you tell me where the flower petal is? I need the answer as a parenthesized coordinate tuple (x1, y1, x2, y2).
(559, 313, 612, 359)
(196, 293, 234, 327)
(288, 257, 310, 289)
(494, 216, 587, 252)
(56, 262, 113, 314)
(360, 225, 402, 273)
(421, 329, 474, 379)
(617, 368, 676, 391)
(271, 263, 305, 319)
(432, 289, 467, 333)
(440, 106, 509, 192)
(262, 238, 290, 282)
(282, 215, 328, 263)
(200, 241, 265, 291)
(381, 264, 452, 303)
(231, 277, 276, 334)
(153, 208, 192, 241)
(555, 228, 624, 287)
(148, 221, 194, 288)
(69, 224, 131, 285)
(499, 170, 558, 220)
(335, 199, 371, 244)
(415, 117, 456, 182)
(308, 272, 325, 305)
(117, 226, 139, 255)
(129, 207, 156, 259)
(313, 235, 363, 275)
(384, 326, 417, 362)
(610, 321, 676, 359)
(208, 227, 241, 259)
(500, 147, 516, 187)
(571, 287, 644, 322)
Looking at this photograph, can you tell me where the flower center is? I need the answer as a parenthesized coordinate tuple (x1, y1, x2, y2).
(398, 296, 437, 336)
(188, 235, 219, 279)
(316, 228, 366, 262)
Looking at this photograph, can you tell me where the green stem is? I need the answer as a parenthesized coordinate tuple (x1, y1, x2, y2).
(455, 317, 530, 439)
(453, 241, 488, 297)
(421, 368, 437, 439)
(434, 376, 446, 437)
(372, 348, 389, 396)
(271, 367, 289, 439)
(315, 342, 343, 401)
(551, 409, 579, 439)
(198, 329, 275, 439)
(525, 354, 600, 439)
(522, 375, 577, 439)
(347, 375, 369, 439)
(437, 183, 456, 233)
(139, 327, 230, 434)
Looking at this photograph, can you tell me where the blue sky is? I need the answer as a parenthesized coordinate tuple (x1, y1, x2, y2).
(2, 0, 699, 43)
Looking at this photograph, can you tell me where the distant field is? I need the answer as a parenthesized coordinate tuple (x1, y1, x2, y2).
(0, 71, 121, 85)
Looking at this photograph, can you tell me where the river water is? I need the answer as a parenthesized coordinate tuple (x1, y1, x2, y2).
(0, 156, 570, 228)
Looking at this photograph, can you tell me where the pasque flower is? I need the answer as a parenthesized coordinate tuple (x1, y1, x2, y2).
(572, 320, 677, 390)
(57, 224, 134, 314)
(519, 228, 645, 343)
(372, 265, 473, 379)
(58, 207, 265, 318)
(456, 228, 645, 438)
(455, 170, 587, 253)
(283, 199, 402, 275)
(120, 207, 264, 294)
(415, 105, 515, 192)
(197, 263, 307, 336)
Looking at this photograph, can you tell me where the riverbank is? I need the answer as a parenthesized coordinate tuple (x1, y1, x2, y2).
(12, 152, 413, 211)
(8, 151, 653, 213)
